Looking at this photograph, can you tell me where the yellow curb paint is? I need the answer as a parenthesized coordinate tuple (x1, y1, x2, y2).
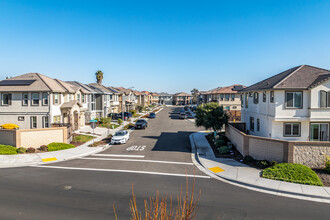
(42, 157, 57, 162)
(209, 167, 224, 173)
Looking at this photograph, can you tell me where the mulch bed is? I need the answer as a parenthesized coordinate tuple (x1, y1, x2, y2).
(205, 133, 243, 161)
(313, 169, 330, 187)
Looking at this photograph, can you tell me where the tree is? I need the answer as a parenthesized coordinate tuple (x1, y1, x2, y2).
(95, 70, 104, 84)
(191, 88, 199, 104)
(195, 102, 229, 137)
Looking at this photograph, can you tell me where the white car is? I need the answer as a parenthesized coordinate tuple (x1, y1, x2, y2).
(111, 130, 130, 144)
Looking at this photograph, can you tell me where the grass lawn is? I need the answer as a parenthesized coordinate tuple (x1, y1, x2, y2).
(0, 144, 17, 155)
(73, 134, 94, 143)
(262, 163, 323, 186)
(98, 123, 121, 129)
(47, 142, 75, 152)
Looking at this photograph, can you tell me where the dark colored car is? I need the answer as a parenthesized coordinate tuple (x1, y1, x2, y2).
(118, 112, 133, 120)
(179, 112, 187, 119)
(135, 119, 148, 129)
(108, 113, 120, 119)
(148, 113, 156, 118)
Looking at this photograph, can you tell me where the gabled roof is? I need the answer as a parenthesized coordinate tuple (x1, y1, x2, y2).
(60, 100, 82, 109)
(309, 74, 330, 89)
(67, 81, 94, 94)
(0, 73, 74, 93)
(108, 86, 120, 94)
(174, 92, 193, 97)
(209, 84, 246, 94)
(241, 65, 330, 92)
(88, 83, 112, 94)
(158, 92, 172, 96)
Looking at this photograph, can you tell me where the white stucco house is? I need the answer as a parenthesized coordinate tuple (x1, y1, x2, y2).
(240, 65, 330, 141)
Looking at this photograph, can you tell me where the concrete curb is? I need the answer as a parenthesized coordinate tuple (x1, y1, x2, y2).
(189, 133, 330, 204)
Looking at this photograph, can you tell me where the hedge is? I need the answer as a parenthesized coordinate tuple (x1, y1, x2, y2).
(0, 144, 18, 155)
(47, 142, 75, 152)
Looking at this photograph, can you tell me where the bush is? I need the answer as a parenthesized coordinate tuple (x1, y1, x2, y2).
(262, 163, 323, 186)
(325, 156, 330, 174)
(0, 144, 18, 155)
(27, 147, 36, 153)
(243, 155, 255, 164)
(39, 145, 48, 151)
(129, 110, 137, 116)
(257, 160, 270, 169)
(16, 147, 27, 154)
(270, 160, 278, 167)
(47, 142, 75, 152)
(215, 139, 226, 148)
(100, 117, 111, 124)
(117, 118, 123, 125)
(218, 146, 230, 154)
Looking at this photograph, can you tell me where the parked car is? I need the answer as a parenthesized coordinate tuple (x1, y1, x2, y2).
(118, 112, 133, 120)
(135, 119, 148, 129)
(179, 112, 187, 119)
(148, 113, 156, 118)
(111, 130, 130, 144)
(186, 112, 195, 118)
(108, 113, 120, 120)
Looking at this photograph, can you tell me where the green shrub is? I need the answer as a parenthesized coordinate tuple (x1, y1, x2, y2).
(262, 163, 323, 186)
(129, 110, 137, 116)
(27, 147, 36, 153)
(215, 139, 226, 148)
(325, 156, 330, 174)
(117, 118, 123, 125)
(16, 147, 27, 154)
(218, 146, 230, 154)
(0, 144, 18, 155)
(47, 142, 75, 152)
(270, 160, 278, 167)
(243, 155, 255, 164)
(100, 117, 111, 124)
(257, 160, 270, 169)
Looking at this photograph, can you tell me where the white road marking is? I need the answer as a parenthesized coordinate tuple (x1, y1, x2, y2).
(126, 145, 146, 151)
(32, 165, 210, 179)
(81, 157, 194, 165)
(92, 154, 145, 158)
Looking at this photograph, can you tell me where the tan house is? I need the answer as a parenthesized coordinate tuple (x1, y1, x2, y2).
(173, 92, 193, 105)
(151, 93, 160, 105)
(0, 73, 89, 131)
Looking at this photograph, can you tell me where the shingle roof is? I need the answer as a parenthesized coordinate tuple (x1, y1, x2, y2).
(241, 65, 330, 92)
(60, 100, 82, 109)
(88, 83, 112, 94)
(174, 92, 193, 97)
(209, 84, 245, 94)
(67, 81, 93, 94)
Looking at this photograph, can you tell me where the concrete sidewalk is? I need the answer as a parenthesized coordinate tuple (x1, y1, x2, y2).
(0, 107, 163, 168)
(190, 132, 330, 204)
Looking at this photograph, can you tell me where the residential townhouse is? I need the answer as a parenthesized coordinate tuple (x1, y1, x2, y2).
(173, 92, 193, 105)
(240, 65, 330, 141)
(158, 92, 173, 105)
(151, 93, 160, 105)
(107, 87, 120, 113)
(141, 91, 153, 106)
(0, 73, 89, 130)
(87, 83, 113, 118)
(133, 91, 147, 108)
(114, 87, 137, 112)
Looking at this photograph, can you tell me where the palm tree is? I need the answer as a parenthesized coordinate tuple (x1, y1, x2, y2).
(95, 70, 104, 84)
(191, 88, 199, 104)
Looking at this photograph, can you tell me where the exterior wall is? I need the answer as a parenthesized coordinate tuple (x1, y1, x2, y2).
(225, 124, 330, 168)
(310, 79, 330, 121)
(0, 127, 67, 148)
(271, 121, 310, 141)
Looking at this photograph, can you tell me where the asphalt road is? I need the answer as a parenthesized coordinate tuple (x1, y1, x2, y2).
(0, 107, 329, 220)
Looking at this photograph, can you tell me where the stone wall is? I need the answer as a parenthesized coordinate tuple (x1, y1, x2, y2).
(293, 143, 330, 168)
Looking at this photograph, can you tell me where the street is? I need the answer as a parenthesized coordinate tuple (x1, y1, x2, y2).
(0, 107, 329, 219)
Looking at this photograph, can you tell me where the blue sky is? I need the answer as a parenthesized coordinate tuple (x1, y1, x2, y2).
(0, 0, 330, 93)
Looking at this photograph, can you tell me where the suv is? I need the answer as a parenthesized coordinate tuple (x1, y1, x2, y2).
(108, 113, 120, 120)
(135, 119, 148, 129)
(179, 112, 187, 119)
(148, 113, 156, 118)
(118, 112, 133, 120)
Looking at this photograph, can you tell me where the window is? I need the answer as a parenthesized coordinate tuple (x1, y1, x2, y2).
(77, 94, 80, 102)
(43, 116, 49, 128)
(284, 123, 301, 137)
(245, 93, 248, 108)
(310, 123, 329, 141)
(30, 116, 37, 129)
(220, 94, 224, 101)
(232, 106, 237, 109)
(31, 93, 39, 105)
(54, 93, 59, 105)
(250, 117, 254, 131)
(110, 94, 113, 100)
(270, 91, 274, 103)
(263, 92, 266, 102)
(285, 92, 302, 108)
(257, 118, 260, 131)
(91, 103, 96, 111)
(225, 94, 230, 101)
(231, 94, 235, 101)
(253, 92, 259, 104)
(240, 94, 243, 107)
(320, 90, 330, 108)
(42, 93, 48, 105)
(249, 92, 253, 97)
(82, 94, 85, 103)
(18, 116, 25, 121)
(22, 93, 28, 106)
(53, 115, 61, 123)
(2, 93, 11, 105)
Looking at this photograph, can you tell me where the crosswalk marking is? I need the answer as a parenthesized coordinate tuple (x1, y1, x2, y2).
(81, 157, 194, 165)
(91, 154, 145, 158)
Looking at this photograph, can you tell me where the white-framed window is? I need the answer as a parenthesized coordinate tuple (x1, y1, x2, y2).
(270, 91, 274, 103)
(285, 91, 302, 108)
(284, 123, 301, 137)
(53, 115, 61, 123)
(250, 117, 254, 131)
(22, 93, 28, 106)
(225, 94, 230, 101)
(54, 93, 59, 105)
(31, 93, 39, 105)
(253, 92, 259, 104)
(231, 94, 235, 101)
(310, 123, 329, 141)
(30, 116, 37, 129)
(43, 116, 49, 128)
(77, 94, 80, 102)
(2, 93, 12, 105)
(82, 94, 85, 103)
(320, 90, 330, 108)
(42, 93, 48, 105)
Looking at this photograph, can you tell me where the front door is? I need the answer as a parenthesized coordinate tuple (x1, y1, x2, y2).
(74, 112, 79, 131)
(310, 123, 329, 141)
